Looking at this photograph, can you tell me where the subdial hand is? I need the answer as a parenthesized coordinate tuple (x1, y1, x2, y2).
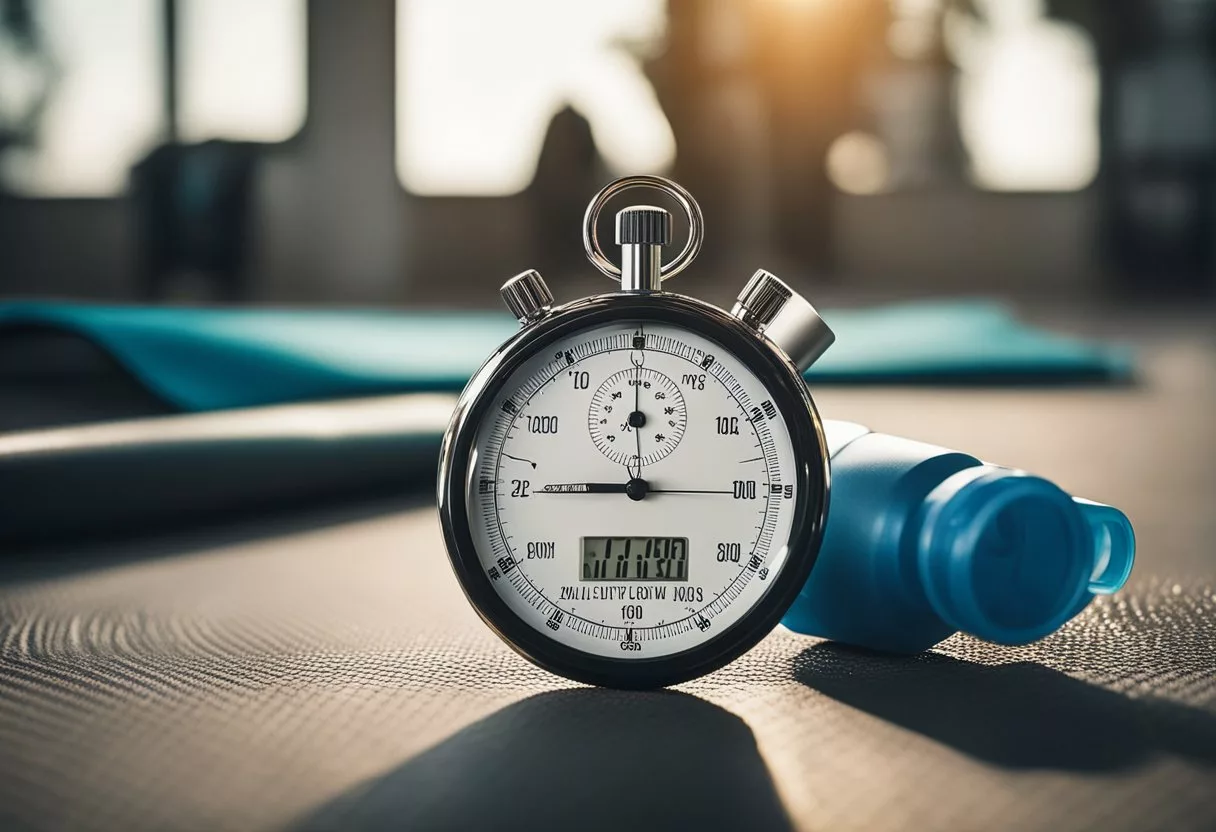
(630, 363, 643, 478)
(587, 366, 685, 467)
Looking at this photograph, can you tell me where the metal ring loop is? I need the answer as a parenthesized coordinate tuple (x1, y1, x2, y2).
(582, 174, 704, 281)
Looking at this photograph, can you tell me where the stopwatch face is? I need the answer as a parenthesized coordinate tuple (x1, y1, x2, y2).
(440, 296, 827, 688)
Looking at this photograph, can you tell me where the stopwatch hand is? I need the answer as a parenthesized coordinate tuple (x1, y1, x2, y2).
(648, 488, 734, 495)
(539, 482, 630, 494)
(537, 481, 735, 497)
(541, 478, 653, 501)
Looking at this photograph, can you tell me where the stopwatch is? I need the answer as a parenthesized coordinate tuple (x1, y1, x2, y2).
(438, 175, 835, 688)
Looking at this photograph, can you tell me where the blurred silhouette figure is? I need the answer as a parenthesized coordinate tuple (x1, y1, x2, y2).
(397, 0, 672, 196)
(131, 140, 259, 301)
(528, 106, 604, 274)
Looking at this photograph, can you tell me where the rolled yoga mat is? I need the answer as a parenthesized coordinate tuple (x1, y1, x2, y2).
(0, 301, 1132, 414)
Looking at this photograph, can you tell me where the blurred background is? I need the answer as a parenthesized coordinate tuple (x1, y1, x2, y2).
(2, 8, 1216, 830)
(2, 0, 1214, 308)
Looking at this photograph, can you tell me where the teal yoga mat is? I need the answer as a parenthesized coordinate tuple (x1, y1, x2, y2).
(0, 302, 1132, 412)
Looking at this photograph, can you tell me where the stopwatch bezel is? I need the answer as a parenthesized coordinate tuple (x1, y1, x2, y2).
(437, 291, 830, 689)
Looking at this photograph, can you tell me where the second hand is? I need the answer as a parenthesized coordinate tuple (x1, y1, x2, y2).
(648, 489, 733, 494)
(538, 482, 734, 495)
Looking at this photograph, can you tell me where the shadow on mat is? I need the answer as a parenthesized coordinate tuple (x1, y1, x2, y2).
(794, 642, 1216, 771)
(294, 689, 793, 832)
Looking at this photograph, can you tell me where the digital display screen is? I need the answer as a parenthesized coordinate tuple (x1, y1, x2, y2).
(581, 537, 688, 581)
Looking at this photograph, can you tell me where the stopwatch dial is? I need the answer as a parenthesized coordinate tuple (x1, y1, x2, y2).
(463, 320, 804, 663)
(587, 366, 687, 467)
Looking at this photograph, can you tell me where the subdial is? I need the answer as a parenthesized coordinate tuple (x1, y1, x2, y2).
(588, 367, 687, 467)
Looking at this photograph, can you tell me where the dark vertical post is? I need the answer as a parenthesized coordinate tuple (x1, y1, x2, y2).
(162, 0, 178, 140)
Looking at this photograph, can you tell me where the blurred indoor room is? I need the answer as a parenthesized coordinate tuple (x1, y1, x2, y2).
(0, 2, 1214, 831)
(2, 0, 1212, 306)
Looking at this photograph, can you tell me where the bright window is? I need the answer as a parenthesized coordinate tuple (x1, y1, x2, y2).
(949, 0, 1099, 191)
(178, 0, 307, 143)
(0, 0, 163, 196)
(396, 0, 675, 196)
(0, 0, 307, 197)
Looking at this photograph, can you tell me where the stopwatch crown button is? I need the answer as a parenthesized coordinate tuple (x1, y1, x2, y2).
(616, 206, 672, 247)
(733, 269, 791, 329)
(733, 269, 836, 372)
(500, 269, 553, 324)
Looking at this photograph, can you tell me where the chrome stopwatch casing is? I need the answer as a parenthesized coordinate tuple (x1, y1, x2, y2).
(436, 176, 835, 689)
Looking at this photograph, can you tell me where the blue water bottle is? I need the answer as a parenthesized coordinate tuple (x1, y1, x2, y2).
(782, 421, 1135, 653)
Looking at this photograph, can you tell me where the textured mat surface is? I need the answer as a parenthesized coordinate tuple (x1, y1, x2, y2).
(0, 506, 1213, 832)
(0, 323, 1212, 832)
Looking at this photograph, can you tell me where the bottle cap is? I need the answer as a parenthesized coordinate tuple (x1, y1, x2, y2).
(916, 466, 1135, 645)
